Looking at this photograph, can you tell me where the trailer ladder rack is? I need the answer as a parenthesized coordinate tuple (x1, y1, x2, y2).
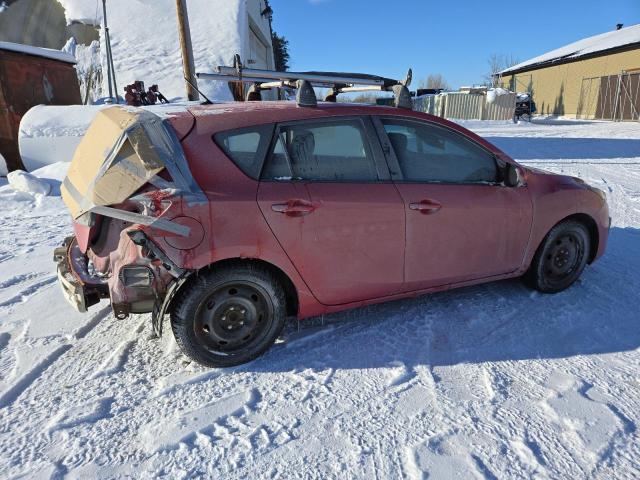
(196, 54, 413, 109)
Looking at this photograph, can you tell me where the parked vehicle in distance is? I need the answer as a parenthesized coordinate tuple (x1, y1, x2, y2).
(55, 100, 609, 368)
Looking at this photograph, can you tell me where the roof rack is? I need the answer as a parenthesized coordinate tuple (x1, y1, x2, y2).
(196, 54, 413, 109)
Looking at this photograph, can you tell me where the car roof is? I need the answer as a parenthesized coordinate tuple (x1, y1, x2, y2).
(188, 100, 401, 116)
(187, 101, 437, 131)
(184, 101, 507, 158)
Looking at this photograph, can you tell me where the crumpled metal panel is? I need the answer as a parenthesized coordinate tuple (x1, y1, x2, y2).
(61, 106, 205, 237)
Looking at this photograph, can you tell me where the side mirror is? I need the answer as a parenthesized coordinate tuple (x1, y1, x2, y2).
(505, 163, 525, 187)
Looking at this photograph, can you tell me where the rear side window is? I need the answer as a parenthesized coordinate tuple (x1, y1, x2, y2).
(213, 124, 274, 179)
(261, 119, 378, 182)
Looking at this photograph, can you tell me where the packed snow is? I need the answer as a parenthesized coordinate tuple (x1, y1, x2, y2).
(6, 170, 51, 196)
(0, 118, 639, 478)
(500, 23, 640, 74)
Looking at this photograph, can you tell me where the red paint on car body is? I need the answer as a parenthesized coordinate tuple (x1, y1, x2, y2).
(74, 101, 609, 320)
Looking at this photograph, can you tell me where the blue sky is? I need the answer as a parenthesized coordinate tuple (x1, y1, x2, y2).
(269, 0, 640, 88)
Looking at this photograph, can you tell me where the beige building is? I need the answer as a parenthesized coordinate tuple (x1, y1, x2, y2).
(497, 24, 640, 120)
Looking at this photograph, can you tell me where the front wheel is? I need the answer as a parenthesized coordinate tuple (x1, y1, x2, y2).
(524, 220, 590, 293)
(171, 264, 287, 367)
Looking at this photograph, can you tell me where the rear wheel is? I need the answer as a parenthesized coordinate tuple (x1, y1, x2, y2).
(524, 220, 590, 293)
(171, 264, 287, 367)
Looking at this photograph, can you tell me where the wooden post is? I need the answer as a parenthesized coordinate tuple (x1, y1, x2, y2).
(102, 0, 113, 102)
(175, 0, 199, 101)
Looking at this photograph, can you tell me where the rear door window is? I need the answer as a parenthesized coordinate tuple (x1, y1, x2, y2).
(261, 119, 378, 182)
(213, 124, 274, 179)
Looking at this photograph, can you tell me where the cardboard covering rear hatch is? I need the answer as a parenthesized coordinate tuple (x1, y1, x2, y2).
(61, 106, 203, 236)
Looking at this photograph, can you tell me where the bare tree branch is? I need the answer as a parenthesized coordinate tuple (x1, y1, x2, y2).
(484, 54, 520, 86)
(419, 74, 450, 90)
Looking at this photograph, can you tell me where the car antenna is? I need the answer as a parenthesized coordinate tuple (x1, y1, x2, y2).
(184, 76, 213, 104)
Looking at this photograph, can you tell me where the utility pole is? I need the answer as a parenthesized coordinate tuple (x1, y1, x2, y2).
(175, 0, 199, 101)
(102, 0, 112, 102)
(102, 0, 118, 103)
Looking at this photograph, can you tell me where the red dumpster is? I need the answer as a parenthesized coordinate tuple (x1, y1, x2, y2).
(0, 41, 81, 171)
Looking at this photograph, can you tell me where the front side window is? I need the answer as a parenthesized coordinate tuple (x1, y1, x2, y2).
(213, 124, 274, 179)
(382, 119, 498, 184)
(261, 119, 378, 182)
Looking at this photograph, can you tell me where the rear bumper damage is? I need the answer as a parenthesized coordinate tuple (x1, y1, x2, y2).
(53, 236, 108, 312)
(54, 231, 193, 337)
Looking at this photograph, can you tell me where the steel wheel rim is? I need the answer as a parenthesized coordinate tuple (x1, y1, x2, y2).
(543, 232, 584, 283)
(194, 281, 273, 354)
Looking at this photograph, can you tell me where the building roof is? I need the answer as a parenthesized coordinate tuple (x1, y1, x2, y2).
(500, 24, 640, 76)
(0, 41, 76, 64)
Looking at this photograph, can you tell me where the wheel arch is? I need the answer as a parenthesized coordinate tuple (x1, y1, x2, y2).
(172, 257, 300, 317)
(535, 213, 600, 264)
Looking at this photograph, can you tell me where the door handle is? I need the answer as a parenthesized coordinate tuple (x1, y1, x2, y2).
(271, 200, 315, 217)
(409, 199, 442, 214)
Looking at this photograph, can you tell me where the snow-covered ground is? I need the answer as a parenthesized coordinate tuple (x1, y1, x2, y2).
(0, 118, 639, 479)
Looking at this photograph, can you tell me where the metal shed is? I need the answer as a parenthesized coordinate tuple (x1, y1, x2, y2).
(0, 41, 81, 171)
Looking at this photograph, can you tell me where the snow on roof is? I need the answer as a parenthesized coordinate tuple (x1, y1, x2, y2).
(500, 24, 640, 75)
(57, 0, 247, 101)
(0, 41, 76, 64)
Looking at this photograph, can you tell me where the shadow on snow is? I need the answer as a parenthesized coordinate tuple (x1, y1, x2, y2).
(244, 227, 640, 372)
(486, 137, 640, 161)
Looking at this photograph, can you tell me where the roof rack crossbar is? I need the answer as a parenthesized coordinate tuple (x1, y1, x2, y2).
(215, 66, 387, 87)
(196, 55, 413, 109)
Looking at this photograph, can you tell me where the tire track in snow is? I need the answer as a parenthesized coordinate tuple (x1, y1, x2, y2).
(89, 318, 144, 379)
(0, 332, 10, 353)
(0, 276, 57, 308)
(0, 307, 112, 410)
(0, 343, 72, 409)
(72, 306, 112, 340)
(0, 272, 47, 290)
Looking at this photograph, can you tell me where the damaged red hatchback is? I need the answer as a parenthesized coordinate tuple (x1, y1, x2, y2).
(55, 101, 609, 367)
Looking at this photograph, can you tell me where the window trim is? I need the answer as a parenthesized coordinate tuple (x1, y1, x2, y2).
(372, 116, 506, 186)
(259, 116, 392, 184)
(212, 123, 275, 181)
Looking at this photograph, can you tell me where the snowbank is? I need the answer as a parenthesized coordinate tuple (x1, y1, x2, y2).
(7, 170, 51, 196)
(18, 105, 106, 171)
(57, 0, 247, 101)
(18, 103, 196, 171)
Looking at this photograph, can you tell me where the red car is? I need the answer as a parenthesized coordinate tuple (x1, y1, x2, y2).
(55, 101, 609, 367)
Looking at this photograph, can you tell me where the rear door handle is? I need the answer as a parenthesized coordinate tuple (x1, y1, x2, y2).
(271, 200, 315, 217)
(409, 199, 442, 214)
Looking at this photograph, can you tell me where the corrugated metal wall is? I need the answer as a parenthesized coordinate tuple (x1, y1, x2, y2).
(577, 72, 640, 121)
(483, 91, 517, 120)
(412, 92, 516, 121)
(498, 47, 640, 117)
(443, 93, 484, 120)
(412, 94, 443, 116)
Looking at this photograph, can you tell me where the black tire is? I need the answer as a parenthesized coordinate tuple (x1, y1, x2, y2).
(170, 263, 287, 367)
(524, 220, 590, 293)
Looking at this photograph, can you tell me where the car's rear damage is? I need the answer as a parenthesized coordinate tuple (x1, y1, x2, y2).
(55, 106, 206, 335)
(53, 100, 610, 368)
